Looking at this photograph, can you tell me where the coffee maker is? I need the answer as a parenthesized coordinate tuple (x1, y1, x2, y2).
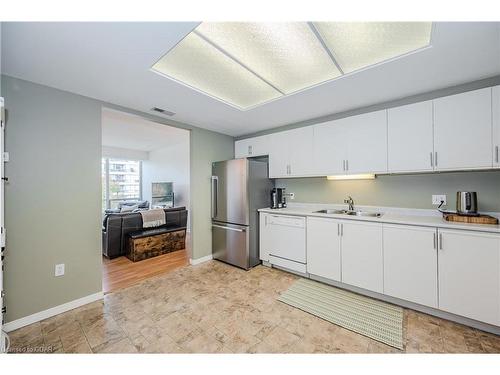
(270, 188, 287, 209)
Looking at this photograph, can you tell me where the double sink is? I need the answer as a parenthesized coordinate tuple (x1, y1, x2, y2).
(314, 209, 383, 218)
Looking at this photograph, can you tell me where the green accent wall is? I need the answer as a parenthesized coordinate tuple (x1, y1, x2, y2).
(276, 171, 500, 212)
(2, 75, 103, 322)
(1, 75, 234, 322)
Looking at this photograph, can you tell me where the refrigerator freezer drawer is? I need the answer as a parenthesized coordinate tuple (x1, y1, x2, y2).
(212, 222, 250, 269)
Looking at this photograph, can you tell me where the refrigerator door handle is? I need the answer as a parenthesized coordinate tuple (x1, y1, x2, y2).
(211, 176, 218, 219)
(212, 224, 246, 232)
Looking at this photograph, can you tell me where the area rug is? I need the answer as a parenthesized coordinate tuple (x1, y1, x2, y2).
(278, 278, 404, 349)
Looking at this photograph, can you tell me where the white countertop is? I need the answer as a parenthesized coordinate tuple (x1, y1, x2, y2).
(258, 203, 500, 234)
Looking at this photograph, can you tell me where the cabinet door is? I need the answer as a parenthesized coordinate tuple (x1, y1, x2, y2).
(306, 217, 342, 281)
(383, 225, 438, 308)
(259, 213, 270, 262)
(312, 119, 349, 175)
(268, 133, 290, 178)
(288, 126, 314, 177)
(433, 88, 492, 170)
(341, 221, 383, 293)
(493, 86, 500, 168)
(235, 139, 252, 158)
(438, 229, 500, 326)
(346, 110, 388, 174)
(388, 101, 434, 172)
(235, 136, 270, 158)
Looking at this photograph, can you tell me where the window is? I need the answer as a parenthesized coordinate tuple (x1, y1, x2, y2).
(102, 158, 142, 211)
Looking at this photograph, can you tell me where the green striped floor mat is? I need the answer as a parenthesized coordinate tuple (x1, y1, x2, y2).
(278, 278, 404, 350)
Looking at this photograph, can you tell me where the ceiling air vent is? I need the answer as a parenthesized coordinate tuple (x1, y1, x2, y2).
(151, 107, 175, 116)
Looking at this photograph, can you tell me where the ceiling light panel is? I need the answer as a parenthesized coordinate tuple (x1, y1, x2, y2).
(313, 22, 432, 73)
(152, 32, 282, 109)
(196, 22, 342, 94)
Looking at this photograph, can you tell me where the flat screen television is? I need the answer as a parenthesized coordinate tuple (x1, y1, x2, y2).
(152, 182, 174, 207)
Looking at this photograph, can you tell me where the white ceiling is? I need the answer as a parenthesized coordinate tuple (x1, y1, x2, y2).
(102, 108, 189, 152)
(2, 22, 500, 137)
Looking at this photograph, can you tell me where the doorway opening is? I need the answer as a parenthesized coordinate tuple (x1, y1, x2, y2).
(100, 108, 191, 293)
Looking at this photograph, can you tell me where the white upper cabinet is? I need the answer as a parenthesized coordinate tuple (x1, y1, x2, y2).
(493, 85, 500, 167)
(438, 229, 500, 326)
(235, 135, 269, 158)
(312, 119, 349, 175)
(236, 86, 497, 176)
(433, 88, 493, 170)
(383, 224, 438, 308)
(388, 101, 434, 172)
(341, 220, 383, 293)
(345, 110, 388, 174)
(268, 127, 313, 178)
(312, 110, 387, 176)
(306, 217, 342, 282)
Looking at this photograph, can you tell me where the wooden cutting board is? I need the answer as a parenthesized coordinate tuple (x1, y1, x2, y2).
(443, 213, 499, 225)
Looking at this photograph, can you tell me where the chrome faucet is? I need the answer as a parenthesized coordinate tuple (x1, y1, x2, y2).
(344, 196, 355, 211)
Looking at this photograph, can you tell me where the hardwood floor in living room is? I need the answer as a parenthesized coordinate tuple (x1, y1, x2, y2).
(102, 235, 190, 293)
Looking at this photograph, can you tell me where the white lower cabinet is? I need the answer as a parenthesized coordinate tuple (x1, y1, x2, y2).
(259, 213, 270, 262)
(437, 229, 500, 326)
(306, 217, 341, 281)
(341, 220, 384, 293)
(261, 211, 500, 328)
(383, 225, 438, 308)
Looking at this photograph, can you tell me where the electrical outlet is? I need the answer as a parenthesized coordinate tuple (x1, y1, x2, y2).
(288, 192, 295, 200)
(55, 263, 65, 277)
(432, 195, 447, 205)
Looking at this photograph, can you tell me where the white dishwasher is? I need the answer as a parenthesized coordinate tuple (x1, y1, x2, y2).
(266, 214, 306, 273)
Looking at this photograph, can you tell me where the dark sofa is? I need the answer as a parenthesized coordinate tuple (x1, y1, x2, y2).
(102, 206, 188, 258)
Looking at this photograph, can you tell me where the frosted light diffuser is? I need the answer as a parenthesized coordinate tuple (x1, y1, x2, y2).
(152, 22, 432, 109)
(313, 22, 432, 73)
(196, 22, 341, 94)
(152, 32, 281, 109)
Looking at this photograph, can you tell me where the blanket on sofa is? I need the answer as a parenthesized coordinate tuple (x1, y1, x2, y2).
(140, 208, 166, 228)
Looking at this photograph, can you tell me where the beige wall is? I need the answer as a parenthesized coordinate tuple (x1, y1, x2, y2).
(2, 75, 234, 322)
(276, 171, 500, 212)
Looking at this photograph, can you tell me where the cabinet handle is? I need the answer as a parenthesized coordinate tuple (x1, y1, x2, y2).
(433, 232, 437, 249)
(341, 223, 344, 236)
(337, 223, 340, 236)
(495, 146, 499, 163)
(346, 160, 348, 171)
(430, 152, 434, 167)
(248, 145, 252, 155)
(289, 165, 292, 175)
(435, 152, 438, 167)
(439, 233, 443, 250)
(342, 160, 345, 171)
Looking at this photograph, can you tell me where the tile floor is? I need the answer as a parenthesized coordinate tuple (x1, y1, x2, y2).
(7, 261, 500, 353)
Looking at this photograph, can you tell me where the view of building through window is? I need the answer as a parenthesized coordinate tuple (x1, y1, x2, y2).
(102, 158, 142, 210)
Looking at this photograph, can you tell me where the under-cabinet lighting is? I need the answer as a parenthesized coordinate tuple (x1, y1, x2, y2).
(327, 174, 376, 181)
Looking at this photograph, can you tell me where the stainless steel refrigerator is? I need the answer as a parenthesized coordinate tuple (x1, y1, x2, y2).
(211, 158, 272, 270)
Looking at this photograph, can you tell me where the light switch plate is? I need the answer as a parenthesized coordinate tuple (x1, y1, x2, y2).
(432, 195, 447, 205)
(55, 263, 65, 277)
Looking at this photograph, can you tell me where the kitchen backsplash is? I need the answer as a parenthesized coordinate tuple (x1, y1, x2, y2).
(275, 170, 500, 212)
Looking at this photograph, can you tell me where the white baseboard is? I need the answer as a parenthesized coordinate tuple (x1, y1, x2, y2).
(3, 291, 104, 332)
(189, 254, 213, 265)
